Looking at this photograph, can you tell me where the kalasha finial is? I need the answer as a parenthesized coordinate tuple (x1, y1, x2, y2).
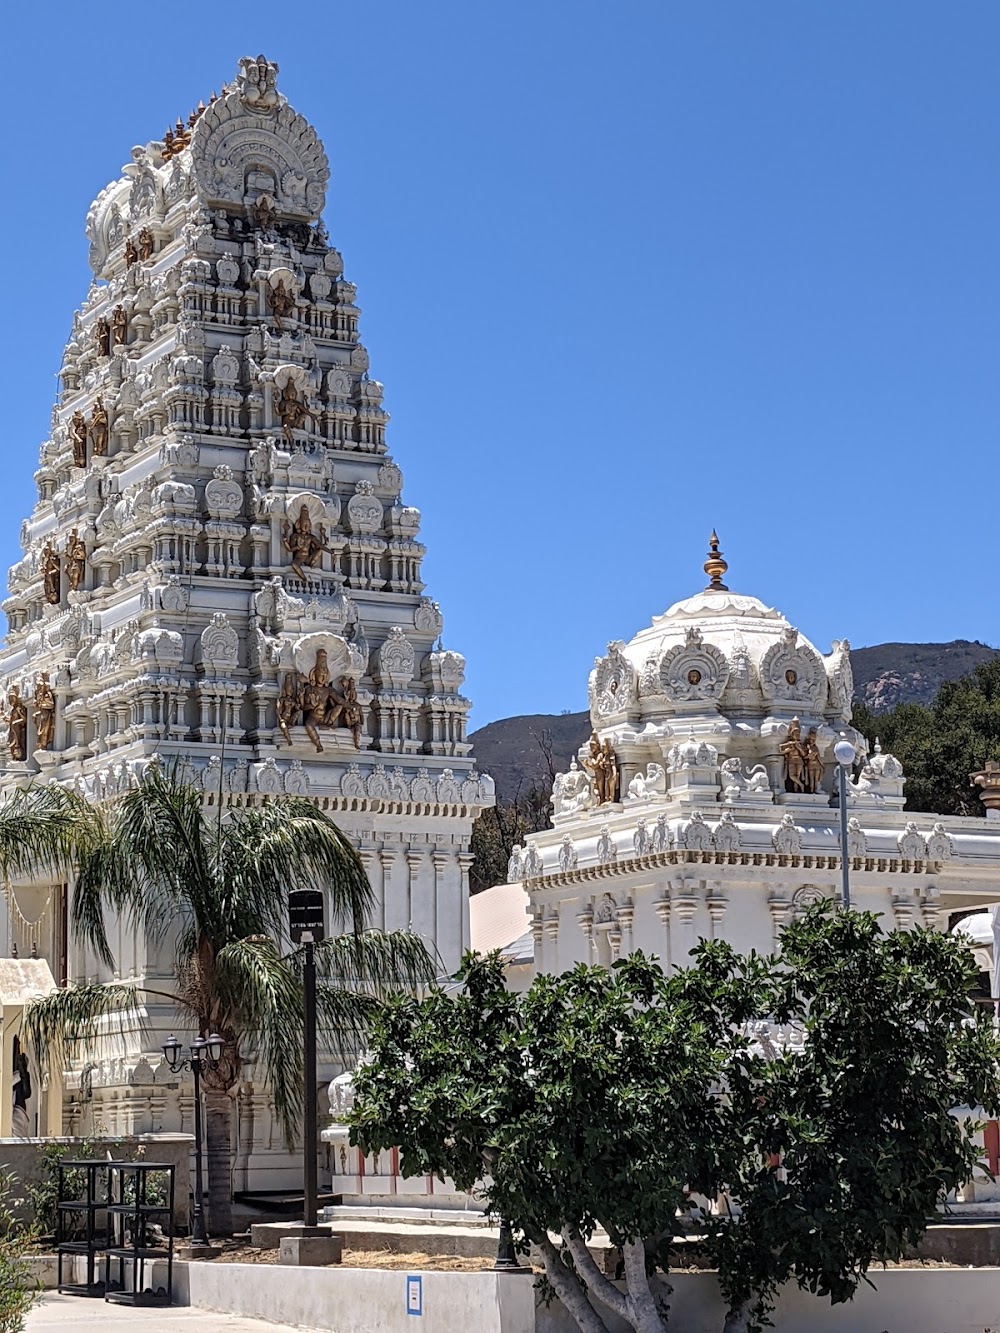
(703, 529, 729, 591)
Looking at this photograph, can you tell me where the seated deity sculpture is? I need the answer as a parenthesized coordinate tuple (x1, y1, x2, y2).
(552, 759, 594, 816)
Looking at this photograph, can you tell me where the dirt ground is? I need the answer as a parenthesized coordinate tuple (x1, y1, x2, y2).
(206, 1244, 509, 1271)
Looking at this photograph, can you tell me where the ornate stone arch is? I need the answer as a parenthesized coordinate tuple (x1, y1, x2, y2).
(658, 627, 730, 705)
(759, 628, 826, 712)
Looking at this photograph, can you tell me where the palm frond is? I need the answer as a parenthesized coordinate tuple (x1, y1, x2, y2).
(221, 799, 374, 934)
(307, 930, 438, 994)
(0, 783, 97, 881)
(213, 936, 304, 1141)
(23, 983, 142, 1077)
(314, 983, 381, 1066)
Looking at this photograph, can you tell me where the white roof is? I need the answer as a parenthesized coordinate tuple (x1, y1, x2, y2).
(469, 881, 531, 956)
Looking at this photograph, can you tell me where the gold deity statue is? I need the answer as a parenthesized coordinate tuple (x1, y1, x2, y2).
(66, 529, 87, 593)
(5, 685, 27, 762)
(274, 380, 311, 444)
(281, 504, 330, 578)
(42, 542, 60, 606)
(112, 304, 128, 346)
(33, 674, 55, 752)
(95, 317, 111, 358)
(276, 652, 364, 753)
(584, 732, 620, 806)
(803, 727, 825, 795)
(137, 226, 155, 261)
(69, 409, 88, 468)
(779, 718, 809, 793)
(269, 278, 296, 329)
(124, 235, 138, 267)
(88, 396, 109, 457)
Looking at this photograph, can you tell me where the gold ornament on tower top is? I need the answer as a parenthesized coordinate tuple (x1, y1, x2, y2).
(703, 530, 729, 592)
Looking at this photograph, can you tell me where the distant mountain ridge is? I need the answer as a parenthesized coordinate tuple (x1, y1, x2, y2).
(469, 640, 999, 804)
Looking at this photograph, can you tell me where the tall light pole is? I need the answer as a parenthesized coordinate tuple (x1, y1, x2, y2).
(162, 1032, 224, 1247)
(834, 736, 857, 910)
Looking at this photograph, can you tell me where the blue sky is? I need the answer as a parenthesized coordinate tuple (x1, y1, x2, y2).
(3, 3, 997, 726)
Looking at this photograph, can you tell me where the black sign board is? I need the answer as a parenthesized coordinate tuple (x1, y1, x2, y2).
(288, 888, 325, 943)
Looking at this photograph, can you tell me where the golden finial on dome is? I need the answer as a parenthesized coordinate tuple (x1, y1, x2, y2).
(703, 530, 729, 591)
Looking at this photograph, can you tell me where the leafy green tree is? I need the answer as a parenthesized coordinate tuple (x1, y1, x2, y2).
(350, 946, 767, 1333)
(349, 910, 1000, 1333)
(852, 658, 1000, 815)
(714, 907, 1000, 1331)
(0, 1170, 39, 1333)
(25, 766, 434, 1236)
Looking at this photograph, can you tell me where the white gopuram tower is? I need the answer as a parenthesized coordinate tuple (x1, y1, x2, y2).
(0, 56, 493, 1183)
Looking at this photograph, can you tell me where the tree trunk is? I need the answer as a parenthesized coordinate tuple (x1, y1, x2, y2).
(535, 1234, 612, 1333)
(722, 1299, 753, 1333)
(204, 1088, 234, 1237)
(621, 1239, 668, 1333)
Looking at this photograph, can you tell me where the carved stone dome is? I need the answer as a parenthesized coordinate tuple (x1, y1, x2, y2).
(587, 538, 854, 736)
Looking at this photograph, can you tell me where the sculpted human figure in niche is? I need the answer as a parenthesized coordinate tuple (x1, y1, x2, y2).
(779, 717, 807, 793)
(96, 317, 112, 358)
(585, 733, 620, 806)
(5, 685, 27, 761)
(65, 529, 87, 593)
(112, 304, 128, 346)
(280, 652, 364, 753)
(124, 235, 138, 267)
(88, 396, 109, 457)
(281, 505, 330, 578)
(269, 279, 296, 329)
(253, 193, 277, 232)
(275, 380, 311, 444)
(69, 410, 88, 468)
(42, 543, 60, 605)
(276, 672, 301, 746)
(33, 673, 56, 751)
(137, 226, 155, 261)
(804, 728, 825, 795)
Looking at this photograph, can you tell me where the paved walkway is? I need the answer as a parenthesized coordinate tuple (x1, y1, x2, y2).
(26, 1292, 309, 1332)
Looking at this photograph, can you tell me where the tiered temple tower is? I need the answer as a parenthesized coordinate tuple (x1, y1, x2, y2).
(0, 56, 492, 1179)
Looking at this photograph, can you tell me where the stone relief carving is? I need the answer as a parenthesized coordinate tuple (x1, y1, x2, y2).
(596, 826, 617, 866)
(626, 762, 666, 802)
(205, 465, 243, 519)
(658, 627, 730, 704)
(591, 641, 637, 718)
(375, 628, 415, 688)
(720, 756, 771, 802)
(590, 892, 614, 925)
(414, 598, 443, 634)
(713, 810, 742, 851)
(925, 822, 952, 860)
(552, 760, 594, 817)
(668, 734, 718, 772)
(772, 813, 803, 855)
(506, 843, 524, 883)
(650, 813, 672, 854)
(200, 612, 240, 669)
(792, 885, 827, 915)
(633, 818, 650, 856)
(897, 822, 925, 859)
(523, 845, 543, 878)
(759, 628, 826, 711)
(846, 816, 866, 858)
(558, 837, 578, 872)
(825, 639, 853, 716)
(681, 810, 712, 851)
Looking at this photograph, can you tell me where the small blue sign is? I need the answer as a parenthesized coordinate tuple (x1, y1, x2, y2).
(406, 1274, 423, 1316)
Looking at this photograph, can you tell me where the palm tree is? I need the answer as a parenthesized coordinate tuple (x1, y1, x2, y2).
(24, 765, 434, 1235)
(0, 782, 89, 884)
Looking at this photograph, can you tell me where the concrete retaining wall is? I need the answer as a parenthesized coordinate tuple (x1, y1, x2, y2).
(178, 1262, 537, 1333)
(535, 1270, 1000, 1333)
(175, 1261, 1000, 1333)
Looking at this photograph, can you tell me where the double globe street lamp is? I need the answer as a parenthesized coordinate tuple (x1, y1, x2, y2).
(162, 1032, 225, 1248)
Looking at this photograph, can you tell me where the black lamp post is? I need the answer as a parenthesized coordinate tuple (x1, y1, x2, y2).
(482, 1145, 522, 1271)
(162, 1032, 224, 1247)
